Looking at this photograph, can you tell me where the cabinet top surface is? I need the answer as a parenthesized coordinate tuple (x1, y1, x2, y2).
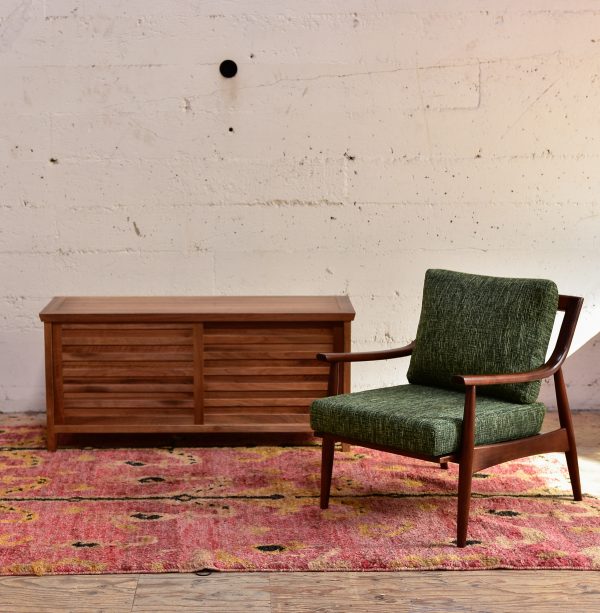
(40, 296, 355, 322)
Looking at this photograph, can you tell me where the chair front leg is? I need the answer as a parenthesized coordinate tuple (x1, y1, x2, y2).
(320, 435, 336, 509)
(457, 385, 476, 547)
(554, 368, 583, 501)
(457, 460, 474, 547)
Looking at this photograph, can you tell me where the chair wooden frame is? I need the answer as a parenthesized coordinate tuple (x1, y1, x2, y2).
(314, 294, 583, 547)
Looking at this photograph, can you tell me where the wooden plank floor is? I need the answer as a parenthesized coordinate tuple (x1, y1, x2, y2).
(0, 411, 599, 613)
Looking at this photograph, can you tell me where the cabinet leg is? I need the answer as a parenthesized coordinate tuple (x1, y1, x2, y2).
(46, 431, 57, 452)
(340, 443, 351, 452)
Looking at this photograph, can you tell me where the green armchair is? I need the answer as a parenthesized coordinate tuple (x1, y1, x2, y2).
(310, 269, 583, 547)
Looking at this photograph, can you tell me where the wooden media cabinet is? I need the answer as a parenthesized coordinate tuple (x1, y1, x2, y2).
(39, 296, 354, 450)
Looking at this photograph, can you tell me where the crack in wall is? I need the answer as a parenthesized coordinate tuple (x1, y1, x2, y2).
(0, 0, 32, 52)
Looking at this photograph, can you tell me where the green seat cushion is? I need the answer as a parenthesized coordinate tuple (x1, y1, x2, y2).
(310, 384, 546, 457)
(407, 269, 559, 404)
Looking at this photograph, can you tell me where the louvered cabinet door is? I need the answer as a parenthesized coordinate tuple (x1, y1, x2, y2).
(202, 323, 336, 431)
(57, 324, 197, 427)
(41, 296, 355, 448)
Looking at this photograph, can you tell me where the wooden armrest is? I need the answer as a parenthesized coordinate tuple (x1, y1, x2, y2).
(451, 363, 558, 386)
(454, 295, 583, 388)
(317, 341, 415, 363)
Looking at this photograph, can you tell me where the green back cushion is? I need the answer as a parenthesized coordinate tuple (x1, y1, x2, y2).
(406, 269, 559, 403)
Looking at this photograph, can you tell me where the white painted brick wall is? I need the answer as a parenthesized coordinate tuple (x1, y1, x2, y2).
(1, 0, 600, 411)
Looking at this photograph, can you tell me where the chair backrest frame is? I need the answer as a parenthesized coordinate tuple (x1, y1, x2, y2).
(550, 295, 584, 373)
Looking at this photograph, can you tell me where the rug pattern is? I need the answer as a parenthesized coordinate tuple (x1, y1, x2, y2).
(1, 417, 599, 575)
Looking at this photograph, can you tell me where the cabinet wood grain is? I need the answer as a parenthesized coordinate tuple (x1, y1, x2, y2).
(40, 296, 354, 450)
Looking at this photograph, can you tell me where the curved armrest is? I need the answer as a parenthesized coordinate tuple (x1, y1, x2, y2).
(453, 294, 583, 388)
(451, 363, 558, 386)
(317, 341, 415, 363)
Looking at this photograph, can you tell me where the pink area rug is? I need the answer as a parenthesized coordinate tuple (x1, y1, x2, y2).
(1, 415, 599, 575)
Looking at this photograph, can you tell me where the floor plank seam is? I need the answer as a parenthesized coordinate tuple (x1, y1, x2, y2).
(129, 574, 141, 613)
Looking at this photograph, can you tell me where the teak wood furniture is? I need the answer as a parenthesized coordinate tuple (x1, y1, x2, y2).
(40, 296, 354, 451)
(310, 270, 583, 547)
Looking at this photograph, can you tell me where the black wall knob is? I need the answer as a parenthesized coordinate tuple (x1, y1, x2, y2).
(219, 60, 238, 78)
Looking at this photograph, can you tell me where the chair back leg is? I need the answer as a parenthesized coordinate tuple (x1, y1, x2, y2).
(320, 436, 335, 509)
(554, 368, 583, 500)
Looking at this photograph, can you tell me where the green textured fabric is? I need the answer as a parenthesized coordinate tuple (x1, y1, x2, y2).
(406, 269, 558, 403)
(310, 384, 546, 457)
